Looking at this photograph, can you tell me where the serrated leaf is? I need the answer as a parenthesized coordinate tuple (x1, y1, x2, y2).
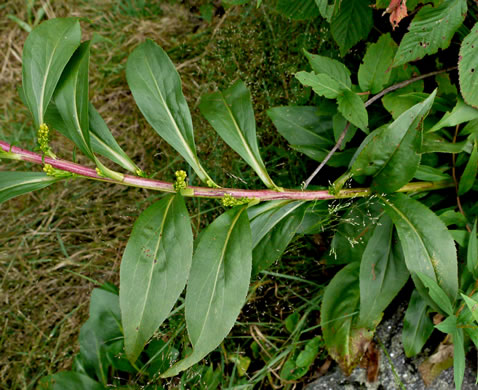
(321, 262, 373, 375)
(358, 33, 397, 94)
(303, 50, 351, 88)
(467, 220, 478, 278)
(126, 40, 214, 185)
(249, 201, 306, 276)
(394, 0, 467, 67)
(162, 206, 252, 377)
(429, 99, 478, 133)
(359, 215, 409, 329)
(459, 22, 478, 108)
(461, 294, 478, 323)
(22, 17, 81, 128)
(417, 272, 454, 315)
(380, 193, 458, 302)
(0, 171, 60, 204)
(330, 0, 373, 56)
(275, 0, 320, 20)
(38, 372, 105, 390)
(120, 195, 193, 363)
(199, 80, 278, 189)
(337, 90, 368, 130)
(295, 71, 345, 99)
(402, 289, 434, 357)
(458, 140, 478, 195)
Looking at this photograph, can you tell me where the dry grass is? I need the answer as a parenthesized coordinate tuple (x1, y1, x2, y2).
(0, 1, 329, 387)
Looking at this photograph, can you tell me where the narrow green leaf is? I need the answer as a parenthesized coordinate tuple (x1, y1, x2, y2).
(296, 337, 321, 368)
(428, 99, 478, 133)
(295, 71, 345, 99)
(467, 220, 478, 277)
(120, 195, 193, 363)
(275, 0, 320, 20)
(199, 81, 278, 189)
(330, 0, 373, 56)
(435, 314, 457, 334)
(321, 262, 373, 375)
(402, 289, 434, 357)
(414, 165, 451, 182)
(53, 41, 93, 160)
(461, 294, 478, 324)
(22, 17, 81, 128)
(162, 206, 252, 377)
(347, 91, 436, 193)
(315, 0, 340, 22)
(380, 193, 458, 302)
(458, 140, 478, 195)
(249, 201, 306, 276)
(416, 272, 454, 315)
(0, 171, 60, 204)
(303, 50, 351, 88)
(38, 372, 105, 390)
(394, 0, 467, 67)
(459, 22, 478, 108)
(358, 33, 397, 94)
(336, 90, 368, 131)
(421, 133, 468, 154)
(453, 327, 465, 390)
(126, 40, 214, 185)
(359, 215, 409, 329)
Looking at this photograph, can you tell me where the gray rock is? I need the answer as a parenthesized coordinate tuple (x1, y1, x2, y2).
(307, 304, 477, 390)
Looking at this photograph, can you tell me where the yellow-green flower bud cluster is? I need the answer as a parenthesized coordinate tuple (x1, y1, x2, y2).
(174, 170, 188, 191)
(43, 164, 75, 178)
(221, 193, 250, 207)
(37, 123, 52, 154)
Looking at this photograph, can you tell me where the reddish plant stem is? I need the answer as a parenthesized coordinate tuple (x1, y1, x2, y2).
(0, 140, 454, 201)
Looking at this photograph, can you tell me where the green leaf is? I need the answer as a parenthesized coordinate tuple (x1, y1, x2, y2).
(315, 0, 339, 22)
(303, 50, 351, 88)
(296, 337, 321, 368)
(53, 41, 93, 160)
(45, 102, 141, 174)
(249, 201, 306, 276)
(330, 0, 373, 56)
(359, 215, 409, 329)
(402, 289, 434, 357)
(461, 294, 478, 324)
(347, 91, 436, 193)
(285, 311, 300, 333)
(22, 17, 81, 128)
(321, 262, 373, 375)
(199, 81, 278, 189)
(336, 90, 368, 130)
(0, 171, 60, 204)
(428, 99, 478, 133)
(394, 0, 467, 66)
(295, 71, 345, 99)
(414, 165, 451, 182)
(459, 22, 478, 108)
(380, 193, 458, 302)
(275, 0, 320, 20)
(358, 33, 397, 94)
(38, 372, 105, 390)
(162, 206, 252, 377)
(416, 272, 454, 315)
(453, 327, 465, 390)
(435, 314, 458, 334)
(458, 139, 478, 195)
(421, 133, 468, 154)
(120, 195, 193, 363)
(467, 221, 478, 277)
(79, 288, 122, 384)
(126, 40, 214, 185)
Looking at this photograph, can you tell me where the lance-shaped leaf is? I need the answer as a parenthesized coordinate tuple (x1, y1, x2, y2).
(467, 220, 478, 278)
(248, 201, 307, 276)
(359, 214, 409, 329)
(199, 81, 278, 189)
(22, 17, 81, 128)
(321, 262, 373, 375)
(380, 193, 458, 302)
(461, 294, 478, 324)
(402, 289, 434, 357)
(120, 195, 193, 363)
(417, 272, 454, 315)
(46, 102, 141, 174)
(38, 372, 105, 390)
(53, 41, 93, 160)
(458, 139, 478, 195)
(428, 99, 478, 133)
(342, 91, 436, 193)
(162, 206, 252, 377)
(126, 40, 215, 185)
(0, 171, 61, 204)
(459, 22, 478, 108)
(394, 0, 467, 67)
